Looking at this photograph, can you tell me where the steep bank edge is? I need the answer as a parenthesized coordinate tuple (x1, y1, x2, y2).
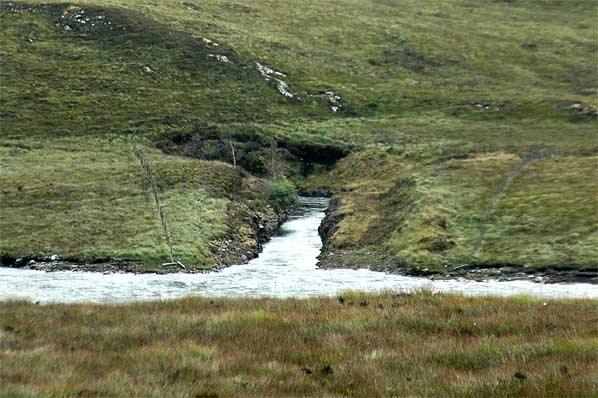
(313, 150, 598, 285)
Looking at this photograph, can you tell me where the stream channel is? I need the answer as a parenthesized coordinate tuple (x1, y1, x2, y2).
(0, 197, 596, 303)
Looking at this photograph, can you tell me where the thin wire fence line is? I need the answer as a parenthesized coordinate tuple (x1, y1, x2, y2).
(132, 140, 182, 268)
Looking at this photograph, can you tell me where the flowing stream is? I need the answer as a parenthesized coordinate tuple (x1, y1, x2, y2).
(0, 197, 596, 304)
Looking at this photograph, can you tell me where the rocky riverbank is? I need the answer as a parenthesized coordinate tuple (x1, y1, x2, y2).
(317, 248, 598, 284)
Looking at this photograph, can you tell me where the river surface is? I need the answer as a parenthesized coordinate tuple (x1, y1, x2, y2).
(0, 197, 596, 303)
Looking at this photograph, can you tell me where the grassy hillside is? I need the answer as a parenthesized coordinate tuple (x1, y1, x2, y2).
(0, 135, 283, 269)
(1, 292, 597, 397)
(312, 151, 598, 276)
(6, 0, 596, 119)
(0, 0, 596, 273)
(0, 2, 307, 269)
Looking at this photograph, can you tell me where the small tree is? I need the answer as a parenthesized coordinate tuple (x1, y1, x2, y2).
(265, 177, 298, 211)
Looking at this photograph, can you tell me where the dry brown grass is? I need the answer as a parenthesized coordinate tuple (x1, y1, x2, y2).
(1, 292, 596, 397)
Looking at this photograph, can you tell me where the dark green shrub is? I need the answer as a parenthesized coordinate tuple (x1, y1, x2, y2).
(265, 177, 298, 210)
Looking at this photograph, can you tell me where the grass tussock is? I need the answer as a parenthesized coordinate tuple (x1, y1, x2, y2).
(0, 292, 597, 397)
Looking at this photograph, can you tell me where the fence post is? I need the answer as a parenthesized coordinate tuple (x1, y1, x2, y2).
(131, 139, 181, 267)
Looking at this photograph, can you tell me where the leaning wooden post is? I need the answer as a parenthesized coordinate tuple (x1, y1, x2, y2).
(228, 137, 237, 168)
(269, 137, 277, 179)
(131, 139, 184, 269)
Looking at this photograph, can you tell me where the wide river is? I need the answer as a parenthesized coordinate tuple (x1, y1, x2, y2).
(0, 197, 596, 303)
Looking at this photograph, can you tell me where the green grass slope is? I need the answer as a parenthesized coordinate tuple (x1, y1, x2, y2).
(0, 0, 597, 273)
(8, 0, 597, 117)
(313, 151, 597, 275)
(0, 135, 276, 269)
(0, 2, 309, 269)
(1, 292, 597, 397)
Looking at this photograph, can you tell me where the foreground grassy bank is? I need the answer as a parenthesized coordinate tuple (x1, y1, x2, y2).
(1, 292, 597, 397)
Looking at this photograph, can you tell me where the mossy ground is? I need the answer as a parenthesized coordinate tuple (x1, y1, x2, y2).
(1, 292, 597, 398)
(1, 0, 597, 272)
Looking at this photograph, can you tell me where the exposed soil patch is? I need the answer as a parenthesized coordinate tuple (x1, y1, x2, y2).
(156, 126, 350, 178)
